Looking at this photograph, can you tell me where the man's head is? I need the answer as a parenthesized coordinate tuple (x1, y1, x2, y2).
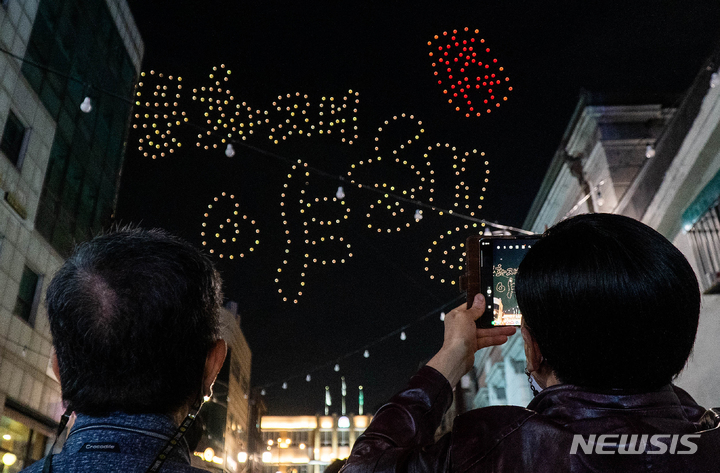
(47, 228, 223, 415)
(516, 213, 700, 390)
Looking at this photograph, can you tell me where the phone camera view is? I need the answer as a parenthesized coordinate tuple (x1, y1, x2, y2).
(491, 243, 533, 326)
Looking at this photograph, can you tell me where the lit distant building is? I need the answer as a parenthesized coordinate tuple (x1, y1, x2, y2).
(191, 304, 253, 473)
(259, 413, 372, 473)
(0, 0, 142, 470)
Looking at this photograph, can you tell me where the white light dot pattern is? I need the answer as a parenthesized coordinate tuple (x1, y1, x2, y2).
(132, 70, 186, 159)
(188, 65, 359, 148)
(347, 114, 431, 233)
(201, 192, 260, 259)
(424, 149, 488, 285)
(276, 159, 353, 303)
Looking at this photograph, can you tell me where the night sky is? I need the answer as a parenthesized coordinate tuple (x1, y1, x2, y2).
(118, 1, 720, 415)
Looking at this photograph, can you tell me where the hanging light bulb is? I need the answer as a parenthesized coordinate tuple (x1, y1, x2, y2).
(400, 331, 407, 341)
(334, 363, 340, 372)
(80, 97, 92, 113)
(440, 311, 446, 321)
(261, 389, 266, 396)
(645, 144, 656, 159)
(336, 186, 345, 199)
(711, 72, 720, 88)
(282, 382, 288, 390)
(306, 374, 311, 382)
(363, 349, 369, 358)
(596, 189, 605, 207)
(483, 226, 492, 236)
(225, 143, 236, 158)
(414, 209, 423, 222)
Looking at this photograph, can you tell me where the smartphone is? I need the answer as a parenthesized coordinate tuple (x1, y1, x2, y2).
(460, 234, 540, 328)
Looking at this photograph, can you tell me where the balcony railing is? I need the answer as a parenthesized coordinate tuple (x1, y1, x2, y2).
(688, 196, 720, 292)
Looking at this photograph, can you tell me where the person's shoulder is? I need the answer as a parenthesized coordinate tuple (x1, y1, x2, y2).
(20, 457, 209, 473)
(19, 459, 43, 473)
(450, 405, 547, 470)
(454, 405, 537, 438)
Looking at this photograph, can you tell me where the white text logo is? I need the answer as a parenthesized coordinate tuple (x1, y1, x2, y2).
(569, 434, 700, 455)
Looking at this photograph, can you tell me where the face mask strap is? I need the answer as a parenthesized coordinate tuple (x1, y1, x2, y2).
(525, 355, 546, 397)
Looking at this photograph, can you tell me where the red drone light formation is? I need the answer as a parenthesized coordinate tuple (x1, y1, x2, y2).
(428, 28, 512, 117)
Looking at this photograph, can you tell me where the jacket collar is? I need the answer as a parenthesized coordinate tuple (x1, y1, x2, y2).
(66, 411, 192, 463)
(526, 384, 705, 424)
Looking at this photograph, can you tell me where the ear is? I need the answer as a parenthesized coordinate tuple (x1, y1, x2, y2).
(202, 339, 227, 398)
(521, 325, 544, 372)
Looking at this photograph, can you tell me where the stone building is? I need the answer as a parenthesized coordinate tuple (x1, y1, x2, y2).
(0, 0, 142, 470)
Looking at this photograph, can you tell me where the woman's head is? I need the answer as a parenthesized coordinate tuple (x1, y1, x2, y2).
(516, 213, 700, 390)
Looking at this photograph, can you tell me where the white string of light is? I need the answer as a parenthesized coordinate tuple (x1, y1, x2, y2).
(257, 294, 463, 395)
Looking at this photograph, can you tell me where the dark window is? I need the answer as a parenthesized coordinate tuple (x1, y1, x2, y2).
(338, 430, 349, 447)
(22, 0, 137, 256)
(320, 431, 332, 447)
(291, 431, 309, 446)
(14, 266, 40, 323)
(1, 111, 27, 167)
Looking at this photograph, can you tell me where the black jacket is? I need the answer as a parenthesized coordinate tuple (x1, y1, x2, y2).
(343, 366, 720, 473)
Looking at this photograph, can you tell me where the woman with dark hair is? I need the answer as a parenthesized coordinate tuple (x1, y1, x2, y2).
(343, 214, 720, 473)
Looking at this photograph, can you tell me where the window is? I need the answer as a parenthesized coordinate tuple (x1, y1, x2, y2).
(262, 431, 275, 444)
(14, 266, 41, 323)
(0, 111, 29, 168)
(291, 431, 309, 446)
(338, 430, 350, 447)
(320, 431, 332, 447)
(0, 412, 50, 471)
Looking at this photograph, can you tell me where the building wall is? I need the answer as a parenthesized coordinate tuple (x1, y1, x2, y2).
(640, 72, 720, 408)
(22, 0, 141, 257)
(190, 306, 253, 473)
(0, 0, 142, 470)
(259, 414, 371, 473)
(516, 52, 720, 410)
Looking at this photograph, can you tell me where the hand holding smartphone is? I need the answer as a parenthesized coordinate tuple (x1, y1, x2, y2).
(460, 234, 540, 328)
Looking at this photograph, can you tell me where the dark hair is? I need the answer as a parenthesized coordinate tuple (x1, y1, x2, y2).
(516, 213, 699, 390)
(46, 228, 223, 415)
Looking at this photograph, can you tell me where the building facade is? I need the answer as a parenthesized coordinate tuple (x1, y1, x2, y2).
(259, 413, 371, 473)
(0, 0, 142, 470)
(475, 44, 720, 410)
(191, 305, 254, 473)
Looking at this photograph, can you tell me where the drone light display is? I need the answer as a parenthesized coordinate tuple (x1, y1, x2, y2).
(189, 64, 359, 149)
(429, 28, 512, 117)
(347, 114, 432, 233)
(129, 60, 499, 302)
(132, 71, 187, 159)
(201, 192, 260, 260)
(277, 159, 353, 304)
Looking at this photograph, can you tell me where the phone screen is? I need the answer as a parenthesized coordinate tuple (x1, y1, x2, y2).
(479, 237, 539, 327)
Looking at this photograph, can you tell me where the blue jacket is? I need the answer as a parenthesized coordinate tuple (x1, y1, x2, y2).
(21, 412, 207, 473)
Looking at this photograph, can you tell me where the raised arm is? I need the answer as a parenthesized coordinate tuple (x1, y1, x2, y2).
(342, 295, 516, 473)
